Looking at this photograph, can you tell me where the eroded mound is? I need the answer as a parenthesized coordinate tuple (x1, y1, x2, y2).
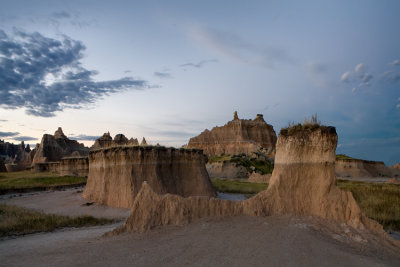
(83, 146, 216, 208)
(120, 127, 386, 235)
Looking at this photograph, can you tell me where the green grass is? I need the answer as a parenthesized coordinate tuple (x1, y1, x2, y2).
(208, 154, 274, 174)
(337, 179, 400, 230)
(211, 177, 268, 194)
(0, 171, 87, 192)
(336, 154, 355, 160)
(0, 204, 115, 237)
(208, 154, 232, 163)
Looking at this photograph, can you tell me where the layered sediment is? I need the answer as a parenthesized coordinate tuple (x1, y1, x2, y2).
(83, 146, 216, 208)
(121, 126, 383, 233)
(187, 112, 276, 156)
(58, 157, 89, 177)
(336, 158, 394, 178)
(91, 133, 140, 150)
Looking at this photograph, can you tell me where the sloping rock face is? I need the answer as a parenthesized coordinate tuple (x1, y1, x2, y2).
(0, 140, 32, 169)
(32, 128, 89, 164)
(336, 159, 393, 178)
(0, 156, 6, 172)
(83, 146, 216, 208)
(206, 161, 248, 179)
(187, 112, 277, 156)
(91, 133, 140, 149)
(58, 157, 89, 177)
(120, 127, 382, 233)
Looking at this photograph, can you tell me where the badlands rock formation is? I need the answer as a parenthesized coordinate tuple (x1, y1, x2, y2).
(83, 146, 216, 208)
(336, 158, 394, 178)
(0, 156, 6, 172)
(120, 126, 382, 233)
(0, 140, 33, 170)
(32, 128, 89, 164)
(187, 112, 277, 156)
(58, 157, 89, 177)
(91, 133, 140, 149)
(206, 161, 248, 179)
(248, 172, 271, 183)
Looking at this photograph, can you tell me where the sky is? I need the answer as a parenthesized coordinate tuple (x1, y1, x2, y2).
(0, 0, 399, 165)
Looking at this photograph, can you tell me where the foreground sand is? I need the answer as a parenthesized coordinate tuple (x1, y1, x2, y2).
(1, 215, 399, 266)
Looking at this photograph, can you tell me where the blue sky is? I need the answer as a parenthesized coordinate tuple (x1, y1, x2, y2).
(0, 0, 399, 165)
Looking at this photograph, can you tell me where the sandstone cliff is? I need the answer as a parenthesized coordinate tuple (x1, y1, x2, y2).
(206, 161, 248, 179)
(120, 126, 383, 234)
(58, 157, 89, 177)
(248, 172, 271, 183)
(83, 146, 216, 208)
(91, 133, 140, 149)
(187, 112, 277, 156)
(336, 158, 394, 178)
(32, 128, 89, 164)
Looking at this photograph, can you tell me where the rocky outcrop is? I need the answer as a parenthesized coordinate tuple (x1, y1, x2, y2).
(32, 128, 89, 164)
(120, 126, 382, 233)
(206, 161, 248, 179)
(58, 157, 89, 177)
(0, 140, 33, 169)
(140, 137, 147, 146)
(91, 133, 141, 149)
(0, 156, 7, 172)
(187, 112, 277, 156)
(336, 159, 394, 178)
(248, 172, 271, 183)
(83, 146, 216, 208)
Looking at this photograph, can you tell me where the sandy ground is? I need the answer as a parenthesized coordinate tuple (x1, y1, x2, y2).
(0, 186, 130, 220)
(1, 215, 399, 266)
(1, 188, 400, 266)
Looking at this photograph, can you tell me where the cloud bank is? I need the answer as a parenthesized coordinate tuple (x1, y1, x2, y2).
(0, 29, 150, 117)
(0, 131, 19, 137)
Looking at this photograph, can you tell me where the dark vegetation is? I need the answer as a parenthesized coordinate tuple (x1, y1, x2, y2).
(336, 154, 356, 160)
(207, 153, 274, 174)
(0, 204, 115, 237)
(280, 114, 335, 136)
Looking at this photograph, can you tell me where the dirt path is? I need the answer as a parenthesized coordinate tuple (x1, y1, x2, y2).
(0, 187, 130, 220)
(1, 215, 399, 267)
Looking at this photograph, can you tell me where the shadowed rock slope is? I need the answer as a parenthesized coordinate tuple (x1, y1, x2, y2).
(83, 146, 216, 208)
(32, 127, 89, 164)
(120, 126, 385, 234)
(187, 112, 277, 156)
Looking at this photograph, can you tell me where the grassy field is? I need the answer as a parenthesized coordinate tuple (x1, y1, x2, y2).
(0, 171, 87, 192)
(212, 177, 400, 230)
(0, 204, 114, 237)
(337, 179, 400, 230)
(211, 178, 268, 194)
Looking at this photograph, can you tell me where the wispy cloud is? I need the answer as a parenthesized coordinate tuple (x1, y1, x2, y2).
(13, 136, 37, 141)
(69, 134, 99, 141)
(189, 26, 291, 68)
(0, 119, 7, 122)
(0, 131, 19, 137)
(340, 63, 373, 89)
(179, 59, 218, 69)
(154, 71, 172, 79)
(0, 29, 151, 117)
(390, 59, 399, 66)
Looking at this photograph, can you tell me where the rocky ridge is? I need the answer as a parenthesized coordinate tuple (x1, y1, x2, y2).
(187, 112, 277, 156)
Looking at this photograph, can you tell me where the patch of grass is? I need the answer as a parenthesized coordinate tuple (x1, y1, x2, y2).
(0, 204, 115, 237)
(280, 114, 335, 136)
(337, 179, 400, 231)
(336, 154, 355, 160)
(207, 154, 232, 163)
(0, 171, 86, 192)
(230, 155, 274, 174)
(211, 178, 268, 194)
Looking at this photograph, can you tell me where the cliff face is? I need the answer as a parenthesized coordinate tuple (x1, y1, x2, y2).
(91, 133, 139, 150)
(187, 113, 277, 156)
(0, 140, 32, 169)
(336, 159, 394, 178)
(120, 126, 383, 234)
(58, 157, 89, 177)
(83, 146, 216, 208)
(32, 128, 89, 164)
(206, 161, 248, 179)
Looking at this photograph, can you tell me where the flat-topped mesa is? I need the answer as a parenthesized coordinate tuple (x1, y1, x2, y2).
(83, 146, 217, 208)
(187, 112, 277, 156)
(336, 158, 394, 178)
(32, 128, 89, 164)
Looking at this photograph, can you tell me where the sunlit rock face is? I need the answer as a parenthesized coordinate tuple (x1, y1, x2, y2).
(187, 112, 277, 156)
